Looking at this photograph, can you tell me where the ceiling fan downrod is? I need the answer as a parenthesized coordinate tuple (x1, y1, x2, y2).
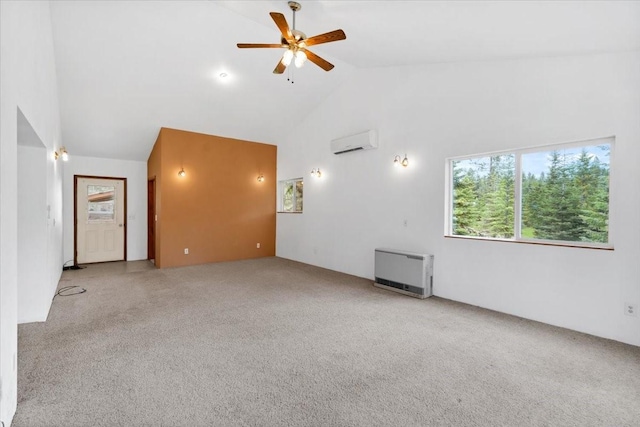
(289, 1, 301, 31)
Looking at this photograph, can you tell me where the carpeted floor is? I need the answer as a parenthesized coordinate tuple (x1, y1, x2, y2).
(13, 257, 640, 426)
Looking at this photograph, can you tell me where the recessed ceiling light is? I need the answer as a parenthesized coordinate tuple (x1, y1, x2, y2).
(219, 72, 228, 78)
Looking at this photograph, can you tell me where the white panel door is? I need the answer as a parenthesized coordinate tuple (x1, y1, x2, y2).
(76, 177, 125, 264)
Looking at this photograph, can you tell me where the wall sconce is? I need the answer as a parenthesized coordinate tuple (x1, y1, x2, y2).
(178, 168, 186, 177)
(310, 168, 322, 178)
(257, 174, 265, 182)
(53, 147, 69, 161)
(393, 154, 409, 168)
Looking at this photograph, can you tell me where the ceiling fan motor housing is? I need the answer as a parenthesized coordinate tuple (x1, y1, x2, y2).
(282, 30, 307, 45)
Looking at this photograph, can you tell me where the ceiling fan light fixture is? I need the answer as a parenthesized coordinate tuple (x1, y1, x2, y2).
(282, 49, 294, 66)
(294, 50, 307, 68)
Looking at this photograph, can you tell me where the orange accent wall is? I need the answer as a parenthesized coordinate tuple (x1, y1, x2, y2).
(147, 127, 276, 268)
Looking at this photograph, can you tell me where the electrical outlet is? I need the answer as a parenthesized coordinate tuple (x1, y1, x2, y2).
(184, 248, 189, 255)
(256, 243, 260, 249)
(624, 302, 637, 317)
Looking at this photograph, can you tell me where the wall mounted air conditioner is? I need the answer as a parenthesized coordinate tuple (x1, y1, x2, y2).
(374, 248, 434, 299)
(330, 130, 378, 155)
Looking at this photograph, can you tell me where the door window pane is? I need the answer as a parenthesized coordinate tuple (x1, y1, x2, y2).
(87, 185, 116, 222)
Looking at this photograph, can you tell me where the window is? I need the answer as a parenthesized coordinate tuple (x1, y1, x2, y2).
(448, 137, 612, 247)
(279, 178, 303, 213)
(87, 185, 116, 222)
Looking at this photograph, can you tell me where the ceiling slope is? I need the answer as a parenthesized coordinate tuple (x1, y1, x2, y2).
(50, 1, 640, 161)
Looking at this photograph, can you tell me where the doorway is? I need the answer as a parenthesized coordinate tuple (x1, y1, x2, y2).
(147, 178, 156, 262)
(74, 175, 127, 264)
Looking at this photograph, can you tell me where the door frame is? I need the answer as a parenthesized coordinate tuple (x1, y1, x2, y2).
(74, 175, 127, 265)
(147, 177, 156, 261)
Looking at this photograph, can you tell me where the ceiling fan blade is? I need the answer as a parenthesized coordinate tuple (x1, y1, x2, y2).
(302, 49, 334, 72)
(237, 43, 283, 49)
(273, 59, 287, 74)
(303, 29, 346, 47)
(270, 12, 294, 43)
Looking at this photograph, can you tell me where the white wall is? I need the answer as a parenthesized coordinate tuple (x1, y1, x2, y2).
(277, 51, 640, 347)
(17, 145, 51, 324)
(0, 1, 64, 424)
(63, 155, 148, 264)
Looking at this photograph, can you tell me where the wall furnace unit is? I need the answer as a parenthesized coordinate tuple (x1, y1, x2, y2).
(374, 248, 433, 299)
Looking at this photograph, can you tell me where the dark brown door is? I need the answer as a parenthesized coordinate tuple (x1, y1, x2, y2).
(147, 178, 156, 260)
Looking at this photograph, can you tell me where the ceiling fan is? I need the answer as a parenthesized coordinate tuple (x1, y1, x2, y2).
(237, 1, 346, 74)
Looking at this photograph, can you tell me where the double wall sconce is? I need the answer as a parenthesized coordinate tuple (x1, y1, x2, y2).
(53, 147, 69, 161)
(178, 168, 186, 177)
(257, 174, 265, 182)
(393, 154, 409, 168)
(310, 168, 322, 178)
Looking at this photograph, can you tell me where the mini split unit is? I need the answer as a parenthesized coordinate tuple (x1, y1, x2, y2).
(330, 130, 378, 155)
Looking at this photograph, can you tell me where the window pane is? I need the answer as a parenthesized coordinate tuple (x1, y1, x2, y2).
(521, 144, 610, 243)
(87, 185, 115, 222)
(283, 181, 294, 212)
(452, 155, 515, 238)
(295, 180, 303, 212)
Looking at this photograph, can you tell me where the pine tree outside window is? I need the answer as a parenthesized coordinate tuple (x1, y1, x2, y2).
(447, 137, 612, 248)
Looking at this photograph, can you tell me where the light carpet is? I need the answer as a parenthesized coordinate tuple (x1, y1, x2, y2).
(13, 257, 640, 426)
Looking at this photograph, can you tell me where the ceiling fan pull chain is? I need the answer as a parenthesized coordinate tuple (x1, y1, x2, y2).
(287, 66, 294, 84)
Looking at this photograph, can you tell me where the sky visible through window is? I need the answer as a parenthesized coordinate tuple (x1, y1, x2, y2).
(454, 145, 610, 178)
(522, 145, 610, 178)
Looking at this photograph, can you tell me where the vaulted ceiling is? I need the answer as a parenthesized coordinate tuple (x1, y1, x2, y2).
(49, 1, 640, 161)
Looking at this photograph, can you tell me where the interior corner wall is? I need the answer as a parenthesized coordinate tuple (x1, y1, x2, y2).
(151, 128, 276, 268)
(62, 155, 148, 264)
(0, 1, 64, 424)
(276, 51, 640, 347)
(17, 146, 49, 324)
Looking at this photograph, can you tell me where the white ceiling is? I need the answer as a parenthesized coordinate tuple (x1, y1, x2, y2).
(49, 1, 640, 161)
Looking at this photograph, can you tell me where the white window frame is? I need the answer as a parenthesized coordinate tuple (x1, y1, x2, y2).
(278, 177, 303, 213)
(445, 136, 614, 249)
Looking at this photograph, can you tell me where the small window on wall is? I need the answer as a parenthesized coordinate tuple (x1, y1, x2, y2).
(279, 178, 303, 213)
(447, 137, 612, 248)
